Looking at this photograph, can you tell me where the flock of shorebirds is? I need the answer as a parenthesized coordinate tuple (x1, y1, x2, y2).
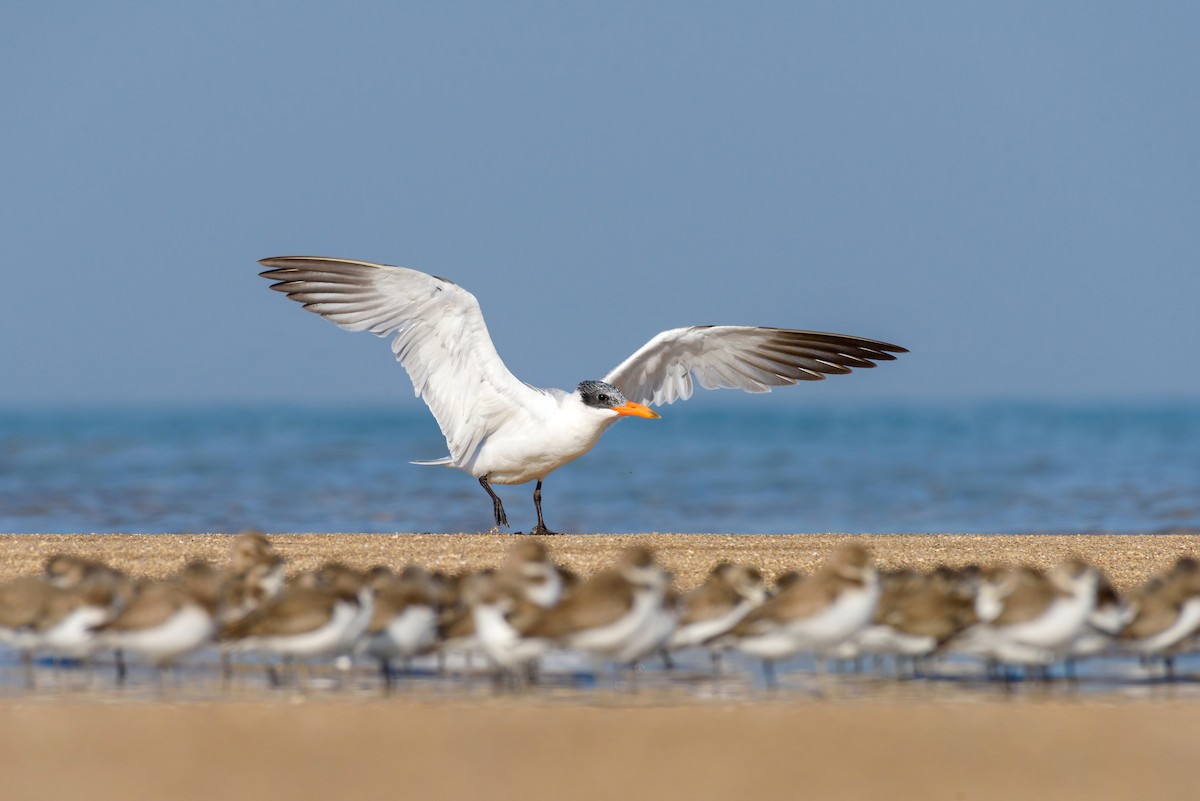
(2, 533, 1199, 693)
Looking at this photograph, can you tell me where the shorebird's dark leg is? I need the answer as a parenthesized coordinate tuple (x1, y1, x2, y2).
(21, 650, 34, 689)
(221, 653, 233, 687)
(115, 648, 127, 686)
(156, 664, 169, 695)
(762, 659, 778, 692)
(529, 480, 559, 536)
(479, 476, 508, 528)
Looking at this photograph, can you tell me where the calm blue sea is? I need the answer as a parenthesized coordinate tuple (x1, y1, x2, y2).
(0, 402, 1197, 535)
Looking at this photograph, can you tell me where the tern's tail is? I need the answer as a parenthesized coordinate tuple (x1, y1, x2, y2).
(410, 457, 454, 466)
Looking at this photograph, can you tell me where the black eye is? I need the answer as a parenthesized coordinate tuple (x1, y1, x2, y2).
(598, 394, 610, 404)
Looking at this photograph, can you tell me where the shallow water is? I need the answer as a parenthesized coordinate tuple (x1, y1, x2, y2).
(5, 646, 1200, 705)
(1, 401, 1198, 534)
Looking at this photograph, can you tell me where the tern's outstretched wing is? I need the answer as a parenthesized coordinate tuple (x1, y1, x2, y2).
(259, 256, 542, 465)
(603, 326, 907, 407)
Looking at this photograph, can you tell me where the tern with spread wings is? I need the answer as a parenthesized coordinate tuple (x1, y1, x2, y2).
(259, 257, 907, 534)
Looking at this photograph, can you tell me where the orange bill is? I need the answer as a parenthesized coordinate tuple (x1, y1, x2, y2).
(613, 401, 661, 419)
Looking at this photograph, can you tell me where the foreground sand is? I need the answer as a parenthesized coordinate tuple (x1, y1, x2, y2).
(2, 696, 1198, 801)
(3, 532, 1200, 800)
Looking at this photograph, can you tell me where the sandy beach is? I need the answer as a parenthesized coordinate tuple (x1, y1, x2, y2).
(3, 531, 1198, 590)
(3, 532, 1199, 800)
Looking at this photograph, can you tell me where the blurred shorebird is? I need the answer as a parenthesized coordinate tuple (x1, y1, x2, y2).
(522, 545, 672, 665)
(723, 543, 880, 688)
(1119, 557, 1200, 678)
(93, 560, 221, 685)
(669, 562, 768, 652)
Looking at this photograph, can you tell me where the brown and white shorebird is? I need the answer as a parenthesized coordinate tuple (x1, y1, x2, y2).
(851, 568, 978, 672)
(220, 563, 372, 685)
(2, 556, 131, 685)
(499, 540, 569, 609)
(216, 531, 287, 680)
(219, 531, 285, 620)
(434, 569, 498, 671)
(469, 573, 553, 678)
(0, 576, 57, 686)
(669, 563, 768, 652)
(228, 531, 285, 592)
(954, 559, 1099, 674)
(722, 543, 880, 687)
(42, 554, 127, 592)
(614, 583, 682, 669)
(773, 570, 805, 593)
(34, 559, 133, 663)
(93, 560, 222, 684)
(1065, 569, 1131, 662)
(357, 565, 441, 686)
(451, 540, 577, 680)
(260, 256, 906, 534)
(1119, 557, 1200, 677)
(522, 545, 672, 665)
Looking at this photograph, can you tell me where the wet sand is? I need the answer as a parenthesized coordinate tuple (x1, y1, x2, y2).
(3, 532, 1199, 800)
(1, 696, 1197, 801)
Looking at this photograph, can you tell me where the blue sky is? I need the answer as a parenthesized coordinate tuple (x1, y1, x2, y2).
(2, 2, 1197, 407)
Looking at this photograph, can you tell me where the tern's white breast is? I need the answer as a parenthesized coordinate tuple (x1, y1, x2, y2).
(466, 396, 617, 484)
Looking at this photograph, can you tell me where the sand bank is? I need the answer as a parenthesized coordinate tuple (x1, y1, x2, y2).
(1, 532, 1197, 589)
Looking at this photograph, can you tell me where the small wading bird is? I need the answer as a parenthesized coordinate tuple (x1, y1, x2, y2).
(260, 257, 907, 534)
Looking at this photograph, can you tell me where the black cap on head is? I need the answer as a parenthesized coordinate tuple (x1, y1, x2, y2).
(577, 380, 628, 410)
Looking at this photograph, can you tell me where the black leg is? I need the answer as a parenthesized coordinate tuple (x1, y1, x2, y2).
(479, 476, 508, 528)
(529, 480, 559, 535)
(221, 652, 234, 690)
(762, 659, 778, 692)
(21, 650, 34, 690)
